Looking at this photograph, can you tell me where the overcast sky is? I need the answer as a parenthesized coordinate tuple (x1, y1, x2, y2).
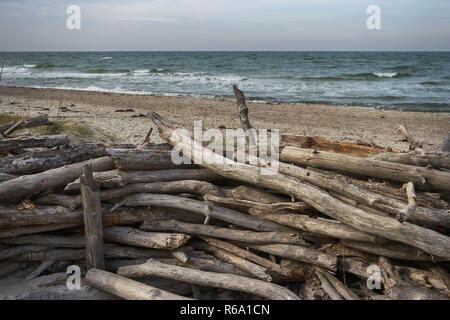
(0, 0, 449, 51)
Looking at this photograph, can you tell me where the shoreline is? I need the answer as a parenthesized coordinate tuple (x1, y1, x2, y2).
(1, 85, 449, 150)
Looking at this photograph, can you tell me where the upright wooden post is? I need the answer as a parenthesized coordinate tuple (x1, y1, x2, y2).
(81, 163, 105, 270)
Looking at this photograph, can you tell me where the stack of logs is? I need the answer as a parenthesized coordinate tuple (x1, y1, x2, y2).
(0, 88, 449, 300)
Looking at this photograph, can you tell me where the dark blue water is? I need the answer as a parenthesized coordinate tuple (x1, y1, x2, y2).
(0, 51, 449, 112)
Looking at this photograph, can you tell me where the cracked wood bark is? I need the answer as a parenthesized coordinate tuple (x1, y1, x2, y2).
(371, 151, 450, 170)
(0, 233, 85, 247)
(106, 148, 192, 170)
(314, 267, 360, 300)
(0, 115, 52, 136)
(0, 205, 205, 232)
(379, 256, 448, 300)
(314, 267, 343, 300)
(65, 168, 222, 192)
(103, 226, 190, 249)
(199, 236, 293, 278)
(40, 180, 228, 210)
(280, 134, 394, 157)
(0, 173, 17, 182)
(141, 219, 305, 245)
(276, 157, 450, 227)
(0, 134, 68, 153)
(0, 143, 107, 175)
(340, 240, 437, 261)
(190, 239, 272, 281)
(115, 193, 293, 232)
(0, 245, 50, 261)
(117, 259, 300, 300)
(81, 164, 105, 270)
(11, 244, 173, 262)
(86, 268, 191, 300)
(280, 147, 450, 192)
(0, 156, 114, 202)
(240, 211, 386, 243)
(149, 112, 450, 259)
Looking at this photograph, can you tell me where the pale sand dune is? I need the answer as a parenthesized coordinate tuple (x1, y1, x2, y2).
(1, 86, 449, 151)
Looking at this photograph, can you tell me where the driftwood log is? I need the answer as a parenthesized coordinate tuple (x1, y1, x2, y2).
(149, 112, 450, 260)
(117, 259, 300, 300)
(0, 134, 68, 153)
(85, 268, 191, 300)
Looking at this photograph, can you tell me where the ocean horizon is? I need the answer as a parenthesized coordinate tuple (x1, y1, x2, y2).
(1, 51, 449, 112)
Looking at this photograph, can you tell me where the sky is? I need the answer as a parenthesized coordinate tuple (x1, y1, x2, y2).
(0, 0, 449, 51)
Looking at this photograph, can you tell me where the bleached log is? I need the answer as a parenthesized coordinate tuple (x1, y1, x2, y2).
(117, 259, 300, 300)
(398, 182, 417, 223)
(103, 226, 190, 249)
(0, 156, 114, 202)
(0, 115, 52, 136)
(0, 134, 68, 153)
(85, 268, 191, 300)
(340, 240, 437, 261)
(115, 193, 292, 232)
(280, 147, 450, 192)
(0, 143, 106, 175)
(191, 239, 272, 281)
(314, 267, 360, 300)
(65, 168, 222, 192)
(199, 236, 292, 278)
(372, 151, 450, 170)
(141, 219, 304, 245)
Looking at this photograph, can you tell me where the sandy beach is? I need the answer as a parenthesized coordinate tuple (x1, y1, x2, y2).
(1, 85, 449, 151)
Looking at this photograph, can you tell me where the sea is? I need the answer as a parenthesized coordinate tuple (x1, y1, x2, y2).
(0, 51, 449, 112)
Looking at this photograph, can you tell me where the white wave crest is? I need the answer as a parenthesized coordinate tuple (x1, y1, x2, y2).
(373, 72, 397, 78)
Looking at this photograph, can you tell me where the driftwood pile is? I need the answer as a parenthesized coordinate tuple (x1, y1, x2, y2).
(0, 87, 449, 300)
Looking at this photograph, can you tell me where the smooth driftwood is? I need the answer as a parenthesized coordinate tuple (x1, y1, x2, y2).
(280, 147, 450, 192)
(149, 113, 450, 259)
(314, 268, 343, 300)
(233, 85, 257, 149)
(280, 134, 393, 157)
(42, 180, 228, 210)
(0, 156, 114, 201)
(103, 226, 190, 249)
(85, 268, 191, 300)
(0, 143, 107, 175)
(199, 236, 293, 278)
(117, 259, 300, 300)
(65, 168, 223, 192)
(398, 182, 417, 223)
(0, 134, 68, 153)
(106, 148, 193, 170)
(278, 165, 450, 227)
(0, 224, 79, 239)
(190, 239, 272, 281)
(396, 124, 422, 151)
(203, 194, 308, 213)
(0, 234, 85, 247)
(314, 267, 360, 300)
(372, 151, 450, 170)
(0, 115, 52, 136)
(141, 219, 305, 245)
(340, 240, 436, 261)
(379, 257, 448, 300)
(0, 205, 205, 231)
(81, 164, 105, 270)
(0, 245, 50, 261)
(11, 244, 173, 262)
(114, 193, 293, 233)
(205, 201, 385, 243)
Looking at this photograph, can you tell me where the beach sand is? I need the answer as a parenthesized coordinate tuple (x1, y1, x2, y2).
(1, 86, 449, 151)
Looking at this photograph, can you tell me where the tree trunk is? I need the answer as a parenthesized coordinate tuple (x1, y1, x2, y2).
(0, 134, 68, 153)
